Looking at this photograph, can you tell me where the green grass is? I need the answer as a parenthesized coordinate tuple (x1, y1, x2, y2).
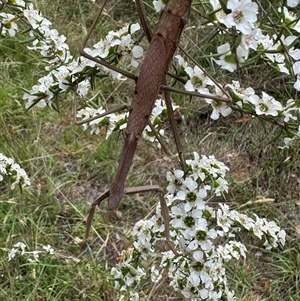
(0, 0, 300, 300)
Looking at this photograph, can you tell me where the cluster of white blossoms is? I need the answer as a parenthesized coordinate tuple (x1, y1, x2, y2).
(175, 55, 300, 148)
(142, 98, 179, 145)
(111, 152, 286, 301)
(0, 0, 169, 147)
(175, 54, 233, 121)
(1, 241, 79, 264)
(0, 153, 31, 190)
(207, 0, 300, 86)
(22, 15, 143, 108)
(226, 81, 300, 147)
(175, 0, 300, 147)
(0, 1, 143, 110)
(0, 1, 26, 35)
(0, 241, 54, 263)
(76, 98, 178, 145)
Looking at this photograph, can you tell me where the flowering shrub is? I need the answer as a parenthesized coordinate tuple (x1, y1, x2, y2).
(1, 0, 299, 148)
(111, 152, 285, 300)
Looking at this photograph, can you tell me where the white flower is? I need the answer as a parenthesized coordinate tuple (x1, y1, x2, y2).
(279, 7, 300, 33)
(217, 242, 247, 260)
(184, 65, 214, 94)
(153, 0, 165, 12)
(52, 65, 71, 90)
(214, 178, 229, 196)
(129, 23, 140, 35)
(210, 99, 232, 120)
(188, 270, 201, 287)
(209, 0, 227, 24)
(224, 0, 258, 34)
(293, 61, 300, 91)
(23, 4, 45, 29)
(14, 0, 26, 7)
(193, 250, 204, 261)
(23, 87, 45, 109)
(282, 99, 297, 123)
(42, 245, 55, 255)
(131, 45, 144, 67)
(129, 291, 139, 301)
(92, 40, 109, 58)
(77, 79, 90, 96)
(15, 242, 27, 253)
(171, 203, 193, 228)
(108, 23, 140, 48)
(199, 288, 209, 299)
(260, 35, 300, 74)
(111, 151, 286, 301)
(8, 248, 18, 261)
(248, 92, 282, 116)
(175, 54, 188, 69)
(277, 229, 286, 246)
(283, 137, 294, 148)
(76, 106, 110, 135)
(105, 23, 144, 69)
(213, 43, 237, 72)
(282, 36, 300, 61)
(217, 245, 232, 261)
(205, 87, 232, 120)
(141, 98, 176, 146)
(166, 169, 185, 194)
(150, 265, 162, 283)
(230, 211, 254, 231)
(37, 75, 54, 93)
(23, 15, 144, 109)
(217, 204, 234, 233)
(48, 29, 69, 52)
(8, 242, 27, 260)
(0, 13, 18, 36)
(238, 28, 265, 60)
(287, 0, 300, 7)
(225, 80, 255, 108)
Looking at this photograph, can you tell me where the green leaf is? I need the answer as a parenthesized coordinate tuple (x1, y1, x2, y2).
(18, 36, 37, 44)
(219, 0, 231, 14)
(227, 89, 243, 102)
(25, 95, 46, 111)
(90, 75, 96, 91)
(19, 27, 32, 35)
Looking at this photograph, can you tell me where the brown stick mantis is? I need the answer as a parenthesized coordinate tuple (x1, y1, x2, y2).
(80, 0, 231, 245)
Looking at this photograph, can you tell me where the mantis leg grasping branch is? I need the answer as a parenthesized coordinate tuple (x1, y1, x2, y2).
(85, 184, 177, 253)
